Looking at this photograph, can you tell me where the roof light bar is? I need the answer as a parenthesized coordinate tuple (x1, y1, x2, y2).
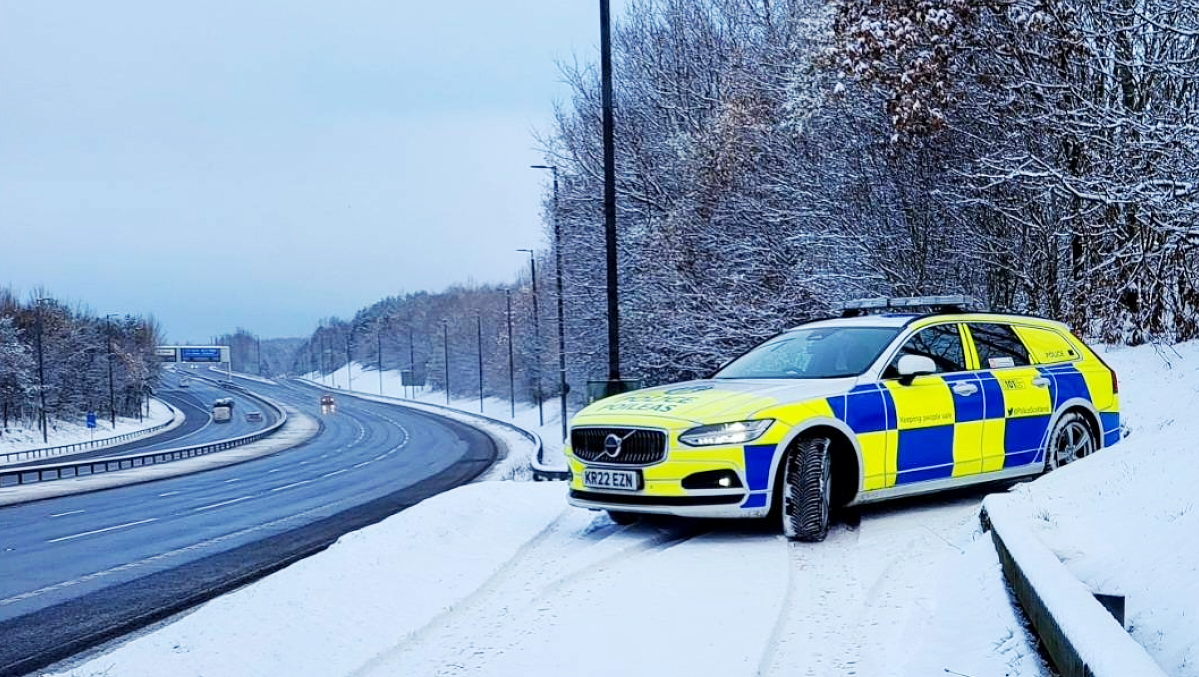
(835, 295, 983, 317)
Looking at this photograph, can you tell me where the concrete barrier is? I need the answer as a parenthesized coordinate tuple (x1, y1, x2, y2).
(981, 495, 1167, 677)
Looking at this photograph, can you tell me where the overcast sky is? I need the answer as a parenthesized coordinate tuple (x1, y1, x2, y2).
(0, 1, 617, 343)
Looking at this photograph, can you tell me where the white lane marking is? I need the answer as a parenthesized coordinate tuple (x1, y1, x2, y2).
(193, 496, 253, 512)
(374, 454, 387, 462)
(269, 480, 312, 493)
(4, 490, 362, 608)
(267, 468, 283, 474)
(224, 478, 241, 483)
(48, 518, 158, 544)
(320, 469, 348, 479)
(50, 510, 85, 518)
(158, 491, 181, 498)
(299, 460, 310, 465)
(353, 461, 371, 469)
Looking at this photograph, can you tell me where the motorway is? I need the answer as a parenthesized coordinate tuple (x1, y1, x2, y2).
(0, 377, 497, 676)
(3, 373, 276, 471)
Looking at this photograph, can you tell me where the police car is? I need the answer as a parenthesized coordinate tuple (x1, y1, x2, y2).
(565, 296, 1121, 541)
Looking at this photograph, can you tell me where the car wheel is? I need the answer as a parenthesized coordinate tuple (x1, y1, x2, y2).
(1046, 411, 1096, 471)
(607, 510, 639, 525)
(781, 435, 832, 542)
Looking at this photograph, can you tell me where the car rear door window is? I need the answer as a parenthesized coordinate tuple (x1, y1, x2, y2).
(969, 323, 1031, 369)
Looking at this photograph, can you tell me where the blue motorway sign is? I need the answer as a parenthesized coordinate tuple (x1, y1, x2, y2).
(87, 412, 97, 429)
(180, 347, 223, 363)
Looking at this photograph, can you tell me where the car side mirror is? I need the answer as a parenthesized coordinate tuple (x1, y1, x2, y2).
(896, 354, 937, 385)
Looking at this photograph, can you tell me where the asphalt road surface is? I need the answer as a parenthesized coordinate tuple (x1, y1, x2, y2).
(0, 377, 497, 676)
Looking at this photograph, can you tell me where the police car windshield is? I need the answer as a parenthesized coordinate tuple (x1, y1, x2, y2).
(715, 326, 900, 379)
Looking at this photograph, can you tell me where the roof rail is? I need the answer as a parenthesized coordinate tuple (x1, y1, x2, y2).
(835, 295, 984, 317)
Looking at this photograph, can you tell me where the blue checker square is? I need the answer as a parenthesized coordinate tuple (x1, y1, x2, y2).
(840, 385, 895, 433)
(895, 425, 954, 484)
(943, 373, 984, 422)
(743, 444, 777, 492)
(1005, 415, 1052, 467)
(1039, 366, 1091, 409)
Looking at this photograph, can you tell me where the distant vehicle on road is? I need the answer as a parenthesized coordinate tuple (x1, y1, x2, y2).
(245, 411, 263, 423)
(320, 394, 336, 415)
(212, 398, 234, 423)
(179, 377, 191, 388)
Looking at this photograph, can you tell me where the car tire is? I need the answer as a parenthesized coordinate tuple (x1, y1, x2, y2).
(781, 435, 832, 542)
(1045, 410, 1096, 471)
(607, 510, 639, 525)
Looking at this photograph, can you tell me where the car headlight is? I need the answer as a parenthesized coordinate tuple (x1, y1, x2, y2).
(678, 420, 774, 447)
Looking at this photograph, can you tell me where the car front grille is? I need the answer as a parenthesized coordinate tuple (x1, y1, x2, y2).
(571, 428, 667, 465)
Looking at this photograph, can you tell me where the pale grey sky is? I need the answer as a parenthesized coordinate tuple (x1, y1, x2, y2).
(0, 1, 616, 342)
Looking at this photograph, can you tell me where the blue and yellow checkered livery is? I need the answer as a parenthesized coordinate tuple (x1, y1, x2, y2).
(565, 309, 1120, 522)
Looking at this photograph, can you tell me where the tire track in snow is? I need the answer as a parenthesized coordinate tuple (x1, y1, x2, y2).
(349, 513, 713, 677)
(756, 498, 983, 677)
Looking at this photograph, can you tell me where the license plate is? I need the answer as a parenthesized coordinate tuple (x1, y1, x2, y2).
(583, 468, 641, 491)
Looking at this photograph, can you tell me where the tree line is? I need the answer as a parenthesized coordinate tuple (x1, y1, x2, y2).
(299, 0, 1198, 408)
(0, 288, 163, 438)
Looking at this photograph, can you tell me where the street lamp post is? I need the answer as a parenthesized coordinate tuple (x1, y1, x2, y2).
(600, 0, 622, 386)
(104, 314, 119, 429)
(532, 164, 570, 442)
(506, 290, 515, 418)
(477, 315, 484, 414)
(346, 326, 354, 393)
(376, 320, 384, 396)
(442, 320, 450, 406)
(34, 299, 49, 444)
(408, 322, 416, 400)
(517, 248, 544, 426)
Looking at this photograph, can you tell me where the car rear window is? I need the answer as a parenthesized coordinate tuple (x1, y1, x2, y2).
(716, 327, 900, 379)
(969, 323, 1031, 369)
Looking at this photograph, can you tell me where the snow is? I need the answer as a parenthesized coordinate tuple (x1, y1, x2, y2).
(992, 341, 1199, 676)
(0, 398, 175, 459)
(39, 343, 1199, 676)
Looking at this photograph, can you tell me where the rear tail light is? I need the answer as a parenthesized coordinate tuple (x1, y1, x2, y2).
(1111, 368, 1119, 395)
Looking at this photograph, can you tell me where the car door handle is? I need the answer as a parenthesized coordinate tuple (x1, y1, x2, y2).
(952, 383, 979, 396)
(1032, 377, 1051, 388)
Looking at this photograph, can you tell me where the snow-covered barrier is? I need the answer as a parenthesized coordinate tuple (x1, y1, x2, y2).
(0, 385, 287, 489)
(0, 398, 182, 466)
(981, 495, 1167, 677)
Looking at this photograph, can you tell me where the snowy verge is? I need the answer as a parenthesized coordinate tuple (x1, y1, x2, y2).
(983, 495, 1167, 677)
(981, 340, 1199, 676)
(43, 482, 570, 677)
(0, 398, 180, 463)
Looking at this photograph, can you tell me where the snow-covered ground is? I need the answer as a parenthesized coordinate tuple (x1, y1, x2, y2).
(996, 342, 1199, 675)
(0, 399, 173, 458)
(43, 343, 1198, 676)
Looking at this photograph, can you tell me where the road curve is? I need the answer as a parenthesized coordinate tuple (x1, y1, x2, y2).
(0, 378, 497, 677)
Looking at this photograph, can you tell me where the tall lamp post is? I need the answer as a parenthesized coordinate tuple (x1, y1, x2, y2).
(346, 325, 354, 393)
(104, 314, 119, 429)
(476, 316, 484, 414)
(532, 164, 570, 443)
(600, 0, 622, 388)
(505, 290, 515, 418)
(376, 319, 384, 396)
(34, 299, 49, 444)
(442, 320, 450, 406)
(517, 248, 544, 426)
